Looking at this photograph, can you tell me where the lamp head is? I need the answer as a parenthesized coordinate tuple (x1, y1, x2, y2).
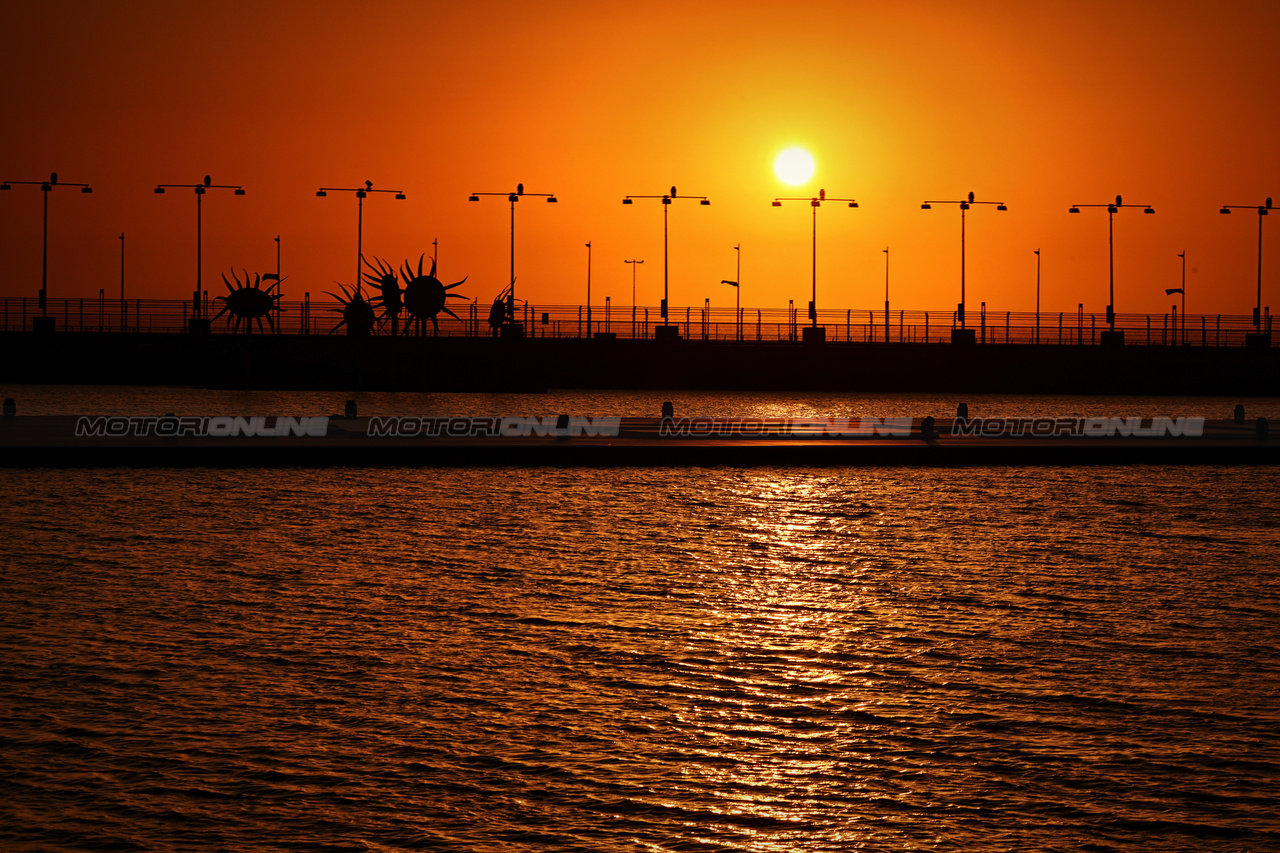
(921, 203, 931, 210)
(1220, 207, 1231, 214)
(622, 198, 632, 204)
(772, 200, 781, 207)
(395, 193, 406, 200)
(234, 188, 245, 195)
(81, 186, 92, 193)
(1143, 206, 1154, 214)
(1069, 206, 1079, 213)
(469, 195, 479, 202)
(546, 196, 557, 203)
(996, 204, 1007, 211)
(154, 187, 165, 194)
(700, 199, 710, 205)
(316, 190, 327, 197)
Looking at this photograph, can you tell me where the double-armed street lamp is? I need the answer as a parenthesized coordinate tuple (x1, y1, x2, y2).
(1068, 194, 1155, 346)
(623, 186, 710, 340)
(1219, 197, 1273, 346)
(922, 191, 1007, 344)
(155, 175, 245, 332)
(1034, 249, 1041, 344)
(720, 243, 741, 341)
(317, 181, 406, 298)
(2, 171, 94, 331)
(773, 189, 858, 343)
(470, 183, 558, 337)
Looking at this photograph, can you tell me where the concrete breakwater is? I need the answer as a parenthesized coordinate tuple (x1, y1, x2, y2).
(1, 331, 1276, 394)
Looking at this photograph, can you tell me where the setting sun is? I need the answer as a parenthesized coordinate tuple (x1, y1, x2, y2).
(775, 148, 815, 185)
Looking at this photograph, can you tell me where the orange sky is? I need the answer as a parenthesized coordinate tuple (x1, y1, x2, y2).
(3, 0, 1280, 319)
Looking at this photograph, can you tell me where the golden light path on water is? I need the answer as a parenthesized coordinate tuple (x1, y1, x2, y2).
(0, 387, 1278, 850)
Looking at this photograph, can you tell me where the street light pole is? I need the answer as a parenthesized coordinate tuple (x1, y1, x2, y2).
(773, 190, 857, 343)
(1035, 248, 1041, 344)
(119, 233, 126, 333)
(623, 187, 710, 340)
(1219, 198, 1273, 344)
(922, 191, 1007, 344)
(470, 183, 558, 336)
(585, 241, 592, 337)
(1068, 194, 1155, 345)
(884, 246, 890, 343)
(317, 181, 407, 296)
(1, 172, 94, 330)
(720, 243, 741, 341)
(625, 258, 644, 339)
(156, 175, 245, 331)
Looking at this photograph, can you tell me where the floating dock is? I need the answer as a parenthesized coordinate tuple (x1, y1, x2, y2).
(1, 414, 1275, 466)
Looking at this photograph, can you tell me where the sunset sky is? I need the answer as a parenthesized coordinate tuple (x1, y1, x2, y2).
(3, 0, 1280, 320)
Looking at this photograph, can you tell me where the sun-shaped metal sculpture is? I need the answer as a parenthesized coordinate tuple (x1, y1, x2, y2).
(488, 281, 513, 337)
(399, 254, 467, 334)
(362, 256, 404, 335)
(213, 269, 283, 333)
(325, 282, 376, 336)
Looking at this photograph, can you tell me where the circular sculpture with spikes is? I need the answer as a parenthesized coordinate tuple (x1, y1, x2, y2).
(400, 254, 468, 333)
(213, 269, 283, 333)
(325, 283, 376, 336)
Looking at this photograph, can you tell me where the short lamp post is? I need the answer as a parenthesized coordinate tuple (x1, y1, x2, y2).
(625, 258, 644, 339)
(1219, 198, 1273, 347)
(155, 175, 245, 333)
(317, 181, 406, 299)
(623, 186, 710, 340)
(1, 172, 94, 332)
(1166, 251, 1187, 346)
(720, 243, 741, 341)
(922, 191, 1006, 345)
(470, 183, 558, 338)
(1068, 194, 1155, 347)
(773, 189, 857, 343)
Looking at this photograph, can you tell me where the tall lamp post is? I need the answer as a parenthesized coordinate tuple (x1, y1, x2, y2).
(773, 189, 857, 343)
(317, 181, 406, 297)
(156, 175, 245, 333)
(922, 191, 1007, 344)
(625, 258, 644, 339)
(1068, 194, 1155, 346)
(469, 183, 558, 338)
(1, 172, 94, 332)
(623, 186, 710, 340)
(1219, 198, 1273, 347)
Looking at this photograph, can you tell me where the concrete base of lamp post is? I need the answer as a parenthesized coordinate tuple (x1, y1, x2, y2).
(1246, 332, 1272, 350)
(593, 332, 617, 340)
(1100, 330, 1125, 347)
(654, 325, 681, 341)
(499, 323, 525, 340)
(32, 316, 56, 333)
(187, 319, 212, 335)
(950, 328, 976, 345)
(801, 326, 826, 344)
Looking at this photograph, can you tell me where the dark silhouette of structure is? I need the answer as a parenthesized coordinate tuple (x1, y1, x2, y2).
(212, 269, 284, 333)
(1068, 194, 1156, 346)
(922, 191, 1007, 344)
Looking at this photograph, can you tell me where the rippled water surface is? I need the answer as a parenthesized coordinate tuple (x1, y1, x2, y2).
(2, 388, 1279, 852)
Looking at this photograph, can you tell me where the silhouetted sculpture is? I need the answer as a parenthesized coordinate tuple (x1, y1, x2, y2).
(488, 282, 513, 336)
(325, 283, 376, 336)
(362, 256, 404, 335)
(213, 269, 283, 333)
(399, 254, 467, 334)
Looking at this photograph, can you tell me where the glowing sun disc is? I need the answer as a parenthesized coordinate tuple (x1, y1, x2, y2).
(775, 148, 815, 185)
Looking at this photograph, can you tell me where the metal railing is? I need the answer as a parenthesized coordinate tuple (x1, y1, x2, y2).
(0, 294, 1272, 347)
